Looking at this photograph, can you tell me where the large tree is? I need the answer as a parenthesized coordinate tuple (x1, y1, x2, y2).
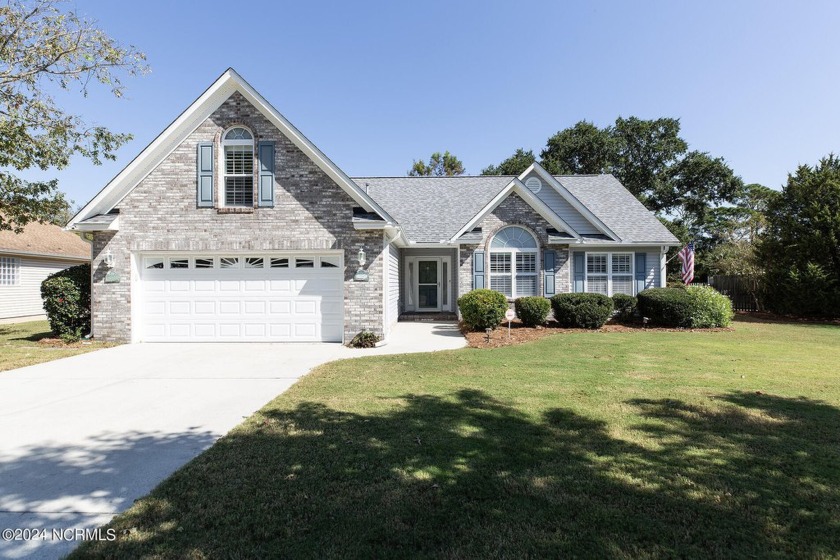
(481, 148, 535, 176)
(408, 151, 465, 177)
(540, 121, 616, 176)
(0, 0, 148, 231)
(758, 155, 840, 315)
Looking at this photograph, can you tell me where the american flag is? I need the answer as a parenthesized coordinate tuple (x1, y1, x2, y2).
(678, 242, 695, 285)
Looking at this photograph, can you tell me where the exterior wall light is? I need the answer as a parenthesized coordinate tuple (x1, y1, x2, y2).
(103, 250, 115, 269)
(357, 248, 366, 266)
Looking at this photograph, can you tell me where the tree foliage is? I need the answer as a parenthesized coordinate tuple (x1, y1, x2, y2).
(408, 151, 465, 177)
(0, 0, 148, 231)
(540, 121, 615, 175)
(481, 148, 535, 176)
(758, 155, 840, 315)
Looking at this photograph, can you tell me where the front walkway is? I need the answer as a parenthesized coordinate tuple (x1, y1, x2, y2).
(0, 322, 464, 559)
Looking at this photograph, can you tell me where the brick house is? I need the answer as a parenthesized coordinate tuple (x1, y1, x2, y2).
(68, 69, 678, 343)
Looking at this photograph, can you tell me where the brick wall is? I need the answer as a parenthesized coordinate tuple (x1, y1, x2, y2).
(92, 92, 384, 342)
(457, 193, 571, 303)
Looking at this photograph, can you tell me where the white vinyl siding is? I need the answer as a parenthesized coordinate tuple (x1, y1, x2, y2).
(0, 255, 86, 320)
(386, 243, 399, 331)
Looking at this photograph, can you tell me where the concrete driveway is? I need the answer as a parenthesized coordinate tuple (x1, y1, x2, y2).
(0, 322, 465, 559)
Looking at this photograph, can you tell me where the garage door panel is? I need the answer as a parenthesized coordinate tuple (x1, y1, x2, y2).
(194, 301, 216, 314)
(219, 301, 240, 314)
(139, 254, 343, 342)
(244, 301, 266, 314)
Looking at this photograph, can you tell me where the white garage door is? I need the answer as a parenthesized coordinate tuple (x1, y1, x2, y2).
(138, 254, 344, 342)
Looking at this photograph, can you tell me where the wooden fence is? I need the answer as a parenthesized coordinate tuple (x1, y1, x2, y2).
(706, 275, 758, 311)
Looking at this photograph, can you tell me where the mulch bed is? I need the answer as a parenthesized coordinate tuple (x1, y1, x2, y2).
(36, 338, 95, 348)
(461, 320, 733, 349)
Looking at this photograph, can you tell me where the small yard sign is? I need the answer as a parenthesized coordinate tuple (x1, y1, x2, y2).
(505, 309, 515, 338)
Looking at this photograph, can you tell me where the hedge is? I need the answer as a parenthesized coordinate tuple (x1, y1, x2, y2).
(514, 296, 551, 327)
(458, 289, 509, 331)
(637, 286, 733, 328)
(40, 263, 91, 338)
(550, 293, 613, 329)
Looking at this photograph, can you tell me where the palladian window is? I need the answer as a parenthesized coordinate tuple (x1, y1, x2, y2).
(489, 226, 539, 298)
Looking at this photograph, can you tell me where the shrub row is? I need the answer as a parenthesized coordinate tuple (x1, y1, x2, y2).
(637, 286, 733, 328)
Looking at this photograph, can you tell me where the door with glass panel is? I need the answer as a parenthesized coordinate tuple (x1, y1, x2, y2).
(416, 259, 441, 311)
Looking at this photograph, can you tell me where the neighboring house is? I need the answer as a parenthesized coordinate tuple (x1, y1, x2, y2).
(0, 221, 90, 323)
(67, 68, 679, 344)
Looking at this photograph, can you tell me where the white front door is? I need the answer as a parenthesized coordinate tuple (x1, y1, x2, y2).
(138, 253, 344, 342)
(416, 258, 441, 312)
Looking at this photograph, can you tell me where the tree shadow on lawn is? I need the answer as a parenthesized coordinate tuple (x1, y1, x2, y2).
(74, 390, 840, 559)
(0, 325, 54, 342)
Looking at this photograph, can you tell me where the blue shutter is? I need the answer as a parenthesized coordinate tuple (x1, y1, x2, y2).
(543, 250, 556, 296)
(258, 141, 275, 207)
(473, 250, 485, 290)
(196, 143, 214, 207)
(635, 252, 647, 294)
(573, 251, 585, 293)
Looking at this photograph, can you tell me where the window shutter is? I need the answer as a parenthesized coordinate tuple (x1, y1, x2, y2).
(258, 141, 275, 207)
(196, 143, 214, 207)
(573, 251, 585, 293)
(473, 250, 485, 290)
(635, 252, 647, 294)
(543, 250, 556, 297)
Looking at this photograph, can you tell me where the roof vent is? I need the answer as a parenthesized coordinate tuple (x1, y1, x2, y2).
(524, 176, 542, 194)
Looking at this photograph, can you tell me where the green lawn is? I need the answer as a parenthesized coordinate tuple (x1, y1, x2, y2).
(73, 318, 840, 559)
(0, 320, 113, 371)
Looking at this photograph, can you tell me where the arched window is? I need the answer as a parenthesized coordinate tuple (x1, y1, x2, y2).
(222, 127, 254, 206)
(489, 226, 539, 298)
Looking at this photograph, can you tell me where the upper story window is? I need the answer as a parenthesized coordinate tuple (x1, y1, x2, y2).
(489, 226, 539, 298)
(222, 127, 254, 207)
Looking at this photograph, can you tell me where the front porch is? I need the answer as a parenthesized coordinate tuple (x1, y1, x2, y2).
(399, 248, 459, 316)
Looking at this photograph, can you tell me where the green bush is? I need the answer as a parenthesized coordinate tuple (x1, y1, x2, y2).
(687, 285, 734, 327)
(550, 293, 613, 329)
(638, 286, 734, 328)
(458, 289, 509, 331)
(349, 331, 379, 348)
(612, 293, 637, 322)
(772, 263, 840, 317)
(40, 264, 91, 337)
(514, 296, 551, 327)
(637, 287, 694, 327)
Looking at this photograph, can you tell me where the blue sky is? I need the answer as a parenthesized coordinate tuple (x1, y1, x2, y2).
(26, 0, 840, 208)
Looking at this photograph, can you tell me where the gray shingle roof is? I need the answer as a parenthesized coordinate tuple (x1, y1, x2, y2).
(558, 175, 679, 243)
(354, 177, 510, 243)
(354, 174, 678, 245)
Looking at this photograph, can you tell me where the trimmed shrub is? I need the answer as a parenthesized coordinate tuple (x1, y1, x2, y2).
(550, 293, 613, 329)
(514, 296, 551, 327)
(349, 331, 379, 348)
(612, 293, 637, 322)
(40, 264, 91, 337)
(458, 289, 509, 331)
(638, 286, 734, 328)
(686, 285, 734, 327)
(637, 287, 694, 327)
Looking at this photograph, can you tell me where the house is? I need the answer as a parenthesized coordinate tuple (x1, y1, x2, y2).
(0, 220, 90, 323)
(67, 69, 679, 343)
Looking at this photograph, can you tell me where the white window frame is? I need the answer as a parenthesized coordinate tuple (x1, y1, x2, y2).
(585, 252, 635, 296)
(489, 226, 539, 299)
(221, 126, 255, 208)
(0, 256, 20, 285)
